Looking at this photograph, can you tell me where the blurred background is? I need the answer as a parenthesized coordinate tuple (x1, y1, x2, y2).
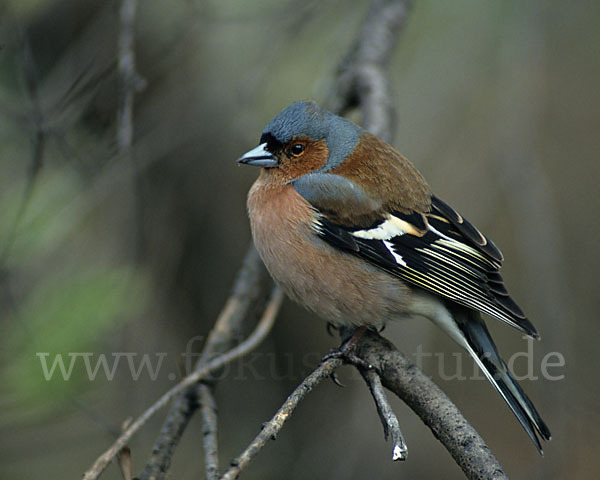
(0, 0, 598, 478)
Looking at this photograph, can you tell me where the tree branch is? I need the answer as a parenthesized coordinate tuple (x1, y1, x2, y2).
(199, 383, 219, 480)
(117, 0, 147, 259)
(353, 329, 509, 480)
(218, 324, 508, 480)
(139, 245, 273, 480)
(138, 389, 199, 479)
(360, 367, 407, 461)
(82, 286, 283, 480)
(327, 0, 413, 142)
(117, 0, 141, 154)
(219, 357, 344, 480)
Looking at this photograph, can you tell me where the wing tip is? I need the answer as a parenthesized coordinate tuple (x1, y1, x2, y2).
(511, 316, 540, 340)
(431, 195, 504, 264)
(492, 291, 542, 339)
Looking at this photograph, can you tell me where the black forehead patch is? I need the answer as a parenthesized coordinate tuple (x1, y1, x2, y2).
(259, 132, 282, 151)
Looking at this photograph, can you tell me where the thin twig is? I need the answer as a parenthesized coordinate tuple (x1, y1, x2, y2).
(139, 245, 272, 479)
(360, 368, 407, 461)
(199, 383, 220, 480)
(355, 330, 508, 480)
(117, 0, 140, 153)
(117, 0, 148, 261)
(139, 390, 199, 480)
(219, 357, 343, 480)
(82, 286, 283, 480)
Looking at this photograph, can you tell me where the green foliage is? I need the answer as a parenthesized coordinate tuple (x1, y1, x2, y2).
(0, 169, 85, 266)
(4, 266, 148, 409)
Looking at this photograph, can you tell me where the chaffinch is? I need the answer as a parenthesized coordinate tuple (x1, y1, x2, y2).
(238, 101, 551, 452)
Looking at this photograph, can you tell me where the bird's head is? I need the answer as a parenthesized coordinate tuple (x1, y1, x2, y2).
(237, 101, 363, 182)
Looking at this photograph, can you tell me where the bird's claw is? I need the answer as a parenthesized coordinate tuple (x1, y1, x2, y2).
(322, 347, 375, 372)
(330, 371, 346, 387)
(326, 322, 338, 337)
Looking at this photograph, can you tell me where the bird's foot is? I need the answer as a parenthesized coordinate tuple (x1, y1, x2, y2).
(321, 326, 375, 371)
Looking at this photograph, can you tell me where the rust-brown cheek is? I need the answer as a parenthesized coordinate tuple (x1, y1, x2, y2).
(264, 138, 330, 184)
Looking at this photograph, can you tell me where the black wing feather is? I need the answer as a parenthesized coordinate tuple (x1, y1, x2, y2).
(431, 195, 503, 263)
(314, 200, 538, 338)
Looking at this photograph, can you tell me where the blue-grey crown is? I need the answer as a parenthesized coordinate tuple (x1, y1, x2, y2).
(262, 101, 363, 172)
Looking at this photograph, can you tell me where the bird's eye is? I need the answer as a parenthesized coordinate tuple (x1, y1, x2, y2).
(289, 143, 305, 156)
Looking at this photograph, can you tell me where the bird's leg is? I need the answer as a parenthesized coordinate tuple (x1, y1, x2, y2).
(322, 326, 374, 371)
(324, 326, 370, 387)
(340, 325, 368, 351)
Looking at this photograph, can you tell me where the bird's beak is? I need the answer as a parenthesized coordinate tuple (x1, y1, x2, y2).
(237, 143, 278, 168)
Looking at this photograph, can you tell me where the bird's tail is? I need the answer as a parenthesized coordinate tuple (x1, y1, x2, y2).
(446, 305, 551, 453)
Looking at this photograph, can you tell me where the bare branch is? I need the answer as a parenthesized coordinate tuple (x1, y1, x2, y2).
(117, 0, 141, 153)
(219, 357, 344, 480)
(82, 286, 283, 480)
(139, 390, 199, 480)
(360, 367, 407, 461)
(139, 246, 273, 479)
(327, 0, 413, 142)
(199, 384, 219, 480)
(117, 0, 147, 258)
(354, 329, 508, 480)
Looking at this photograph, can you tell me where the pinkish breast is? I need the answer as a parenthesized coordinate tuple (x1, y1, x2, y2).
(247, 179, 411, 327)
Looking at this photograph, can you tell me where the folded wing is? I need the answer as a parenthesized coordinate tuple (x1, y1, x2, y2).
(309, 193, 538, 338)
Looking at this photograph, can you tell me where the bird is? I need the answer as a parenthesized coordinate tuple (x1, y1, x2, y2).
(237, 100, 551, 453)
